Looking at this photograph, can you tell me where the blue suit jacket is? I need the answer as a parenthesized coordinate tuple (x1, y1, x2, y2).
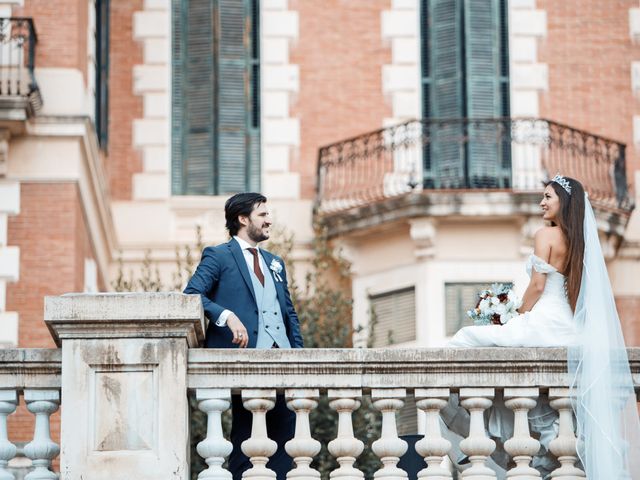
(184, 238, 304, 349)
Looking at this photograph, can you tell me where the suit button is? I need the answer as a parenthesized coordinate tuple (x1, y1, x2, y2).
(253, 330, 258, 335)
(274, 312, 278, 315)
(266, 325, 269, 329)
(276, 326, 280, 330)
(262, 310, 267, 314)
(254, 309, 258, 314)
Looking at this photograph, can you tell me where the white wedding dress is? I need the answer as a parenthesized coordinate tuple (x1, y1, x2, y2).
(443, 254, 580, 478)
(449, 254, 578, 348)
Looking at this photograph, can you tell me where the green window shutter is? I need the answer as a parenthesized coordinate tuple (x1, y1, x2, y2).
(217, 0, 249, 194)
(172, 0, 260, 196)
(421, 0, 510, 189)
(464, 0, 506, 188)
(428, 0, 465, 188)
(172, 0, 216, 195)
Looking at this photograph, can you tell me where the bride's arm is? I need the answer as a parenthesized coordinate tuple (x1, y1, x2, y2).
(518, 228, 553, 313)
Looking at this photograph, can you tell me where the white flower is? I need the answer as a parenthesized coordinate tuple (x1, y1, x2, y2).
(494, 303, 507, 315)
(479, 299, 490, 311)
(270, 259, 283, 281)
(491, 297, 500, 306)
(270, 259, 282, 273)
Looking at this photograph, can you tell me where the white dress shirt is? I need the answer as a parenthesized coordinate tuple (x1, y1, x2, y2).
(215, 236, 266, 326)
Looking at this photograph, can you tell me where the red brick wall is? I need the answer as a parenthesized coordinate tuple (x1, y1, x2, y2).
(6, 182, 96, 444)
(15, 0, 143, 200)
(538, 1, 640, 345)
(290, 0, 392, 200)
(14, 0, 88, 80)
(537, 0, 640, 174)
(107, 0, 144, 200)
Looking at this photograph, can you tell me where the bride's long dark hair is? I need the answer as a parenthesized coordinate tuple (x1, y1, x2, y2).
(546, 176, 585, 311)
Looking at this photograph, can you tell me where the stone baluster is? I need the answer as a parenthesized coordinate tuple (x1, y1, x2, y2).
(548, 388, 585, 479)
(196, 389, 233, 480)
(414, 388, 452, 479)
(371, 389, 408, 480)
(241, 389, 278, 480)
(23, 390, 60, 480)
(459, 388, 496, 479)
(285, 389, 321, 480)
(503, 388, 541, 479)
(0, 390, 18, 480)
(328, 389, 364, 480)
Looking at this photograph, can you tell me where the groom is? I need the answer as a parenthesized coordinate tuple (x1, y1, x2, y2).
(184, 192, 303, 480)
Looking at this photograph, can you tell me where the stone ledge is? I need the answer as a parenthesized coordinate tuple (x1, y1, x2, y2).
(317, 191, 631, 239)
(44, 293, 205, 347)
(188, 347, 640, 390)
(0, 348, 61, 389)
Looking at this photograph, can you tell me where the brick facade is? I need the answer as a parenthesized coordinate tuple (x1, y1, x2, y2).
(5, 182, 97, 448)
(289, 0, 393, 200)
(6, 183, 89, 348)
(14, 0, 89, 80)
(538, 0, 640, 174)
(106, 0, 145, 200)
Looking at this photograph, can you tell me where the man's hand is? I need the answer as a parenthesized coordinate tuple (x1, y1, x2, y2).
(227, 313, 249, 348)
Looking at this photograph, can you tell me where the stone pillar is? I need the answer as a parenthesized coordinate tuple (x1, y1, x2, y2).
(548, 388, 585, 479)
(44, 293, 205, 480)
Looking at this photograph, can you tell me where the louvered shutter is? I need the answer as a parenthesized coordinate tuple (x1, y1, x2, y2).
(445, 283, 487, 336)
(429, 0, 465, 188)
(172, 0, 216, 195)
(217, 0, 250, 193)
(95, 0, 109, 150)
(247, 0, 261, 192)
(172, 0, 260, 196)
(464, 0, 504, 188)
(369, 287, 416, 347)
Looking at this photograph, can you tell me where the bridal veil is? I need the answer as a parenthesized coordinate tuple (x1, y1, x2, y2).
(568, 193, 640, 478)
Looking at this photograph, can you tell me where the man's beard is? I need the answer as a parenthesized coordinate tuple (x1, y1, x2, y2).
(247, 221, 269, 243)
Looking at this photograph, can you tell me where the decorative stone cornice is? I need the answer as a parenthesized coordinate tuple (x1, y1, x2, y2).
(44, 292, 205, 347)
(187, 347, 640, 390)
(0, 349, 61, 389)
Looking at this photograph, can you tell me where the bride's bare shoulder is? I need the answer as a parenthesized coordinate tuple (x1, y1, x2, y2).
(534, 226, 565, 246)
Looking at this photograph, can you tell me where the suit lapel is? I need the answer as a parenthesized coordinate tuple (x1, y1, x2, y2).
(228, 239, 258, 306)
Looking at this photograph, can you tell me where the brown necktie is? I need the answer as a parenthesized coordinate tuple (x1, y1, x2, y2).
(247, 248, 264, 286)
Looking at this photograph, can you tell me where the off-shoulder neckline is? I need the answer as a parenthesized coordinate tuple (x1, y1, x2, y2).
(528, 253, 564, 274)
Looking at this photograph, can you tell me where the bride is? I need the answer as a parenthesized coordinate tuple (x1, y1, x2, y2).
(447, 175, 640, 479)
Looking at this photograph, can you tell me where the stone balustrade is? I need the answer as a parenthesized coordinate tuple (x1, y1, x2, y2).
(0, 293, 637, 479)
(0, 349, 61, 480)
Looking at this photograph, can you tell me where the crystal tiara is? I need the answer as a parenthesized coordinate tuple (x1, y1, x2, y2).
(552, 173, 572, 195)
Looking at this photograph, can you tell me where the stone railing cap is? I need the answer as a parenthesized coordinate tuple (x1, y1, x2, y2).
(44, 292, 205, 347)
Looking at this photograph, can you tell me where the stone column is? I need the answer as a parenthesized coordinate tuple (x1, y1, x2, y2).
(44, 293, 205, 480)
(503, 388, 540, 479)
(414, 388, 451, 479)
(548, 388, 585, 479)
(327, 389, 364, 480)
(0, 390, 17, 480)
(459, 388, 496, 480)
(371, 389, 408, 480)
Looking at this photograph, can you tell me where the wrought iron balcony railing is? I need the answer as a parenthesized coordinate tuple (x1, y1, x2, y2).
(316, 118, 633, 215)
(0, 17, 41, 116)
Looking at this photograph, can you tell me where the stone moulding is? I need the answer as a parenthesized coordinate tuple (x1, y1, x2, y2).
(0, 348, 61, 390)
(187, 347, 640, 391)
(43, 292, 205, 347)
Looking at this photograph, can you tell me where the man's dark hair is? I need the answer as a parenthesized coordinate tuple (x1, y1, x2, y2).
(225, 192, 267, 237)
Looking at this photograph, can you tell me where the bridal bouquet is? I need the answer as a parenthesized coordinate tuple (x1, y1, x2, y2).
(466, 283, 521, 326)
